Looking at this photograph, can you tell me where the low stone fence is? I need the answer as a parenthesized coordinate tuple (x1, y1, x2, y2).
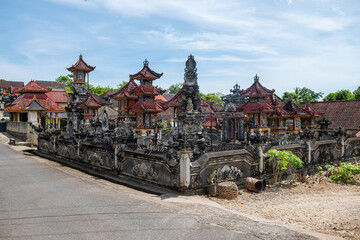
(37, 131, 360, 193)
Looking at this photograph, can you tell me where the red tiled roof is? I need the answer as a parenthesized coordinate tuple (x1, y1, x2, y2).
(283, 99, 310, 116)
(155, 95, 168, 102)
(239, 76, 274, 97)
(131, 85, 166, 96)
(67, 55, 95, 72)
(129, 59, 163, 81)
(0, 81, 24, 89)
(111, 79, 138, 99)
(11, 86, 21, 93)
(303, 105, 324, 117)
(238, 101, 275, 112)
(45, 91, 70, 103)
(298, 100, 360, 131)
(5, 93, 65, 112)
(78, 94, 112, 108)
(35, 80, 65, 89)
(13, 80, 51, 93)
(202, 118, 220, 128)
(127, 102, 167, 112)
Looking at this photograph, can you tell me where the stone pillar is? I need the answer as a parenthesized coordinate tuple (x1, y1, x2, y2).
(180, 151, 190, 187)
(258, 145, 264, 173)
(114, 142, 118, 170)
(341, 136, 345, 157)
(307, 141, 311, 164)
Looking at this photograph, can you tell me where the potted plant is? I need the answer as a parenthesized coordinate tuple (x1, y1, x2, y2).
(207, 170, 217, 196)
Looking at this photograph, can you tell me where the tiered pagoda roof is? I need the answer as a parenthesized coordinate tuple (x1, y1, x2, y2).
(67, 54, 96, 72)
(129, 59, 163, 81)
(127, 102, 167, 113)
(237, 75, 318, 118)
(131, 85, 166, 96)
(111, 79, 138, 99)
(238, 75, 275, 97)
(13, 81, 51, 94)
(78, 94, 112, 108)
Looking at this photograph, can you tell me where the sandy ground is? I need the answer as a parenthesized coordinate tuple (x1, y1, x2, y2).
(210, 179, 360, 240)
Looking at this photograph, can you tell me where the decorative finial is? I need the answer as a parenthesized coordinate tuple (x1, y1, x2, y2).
(254, 74, 259, 82)
(143, 58, 149, 67)
(33, 95, 37, 101)
(230, 82, 240, 94)
(79, 54, 83, 59)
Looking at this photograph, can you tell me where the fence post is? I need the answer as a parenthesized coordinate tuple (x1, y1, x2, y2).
(180, 151, 190, 187)
(258, 145, 264, 173)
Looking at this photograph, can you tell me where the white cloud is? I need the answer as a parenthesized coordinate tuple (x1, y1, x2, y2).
(281, 13, 345, 32)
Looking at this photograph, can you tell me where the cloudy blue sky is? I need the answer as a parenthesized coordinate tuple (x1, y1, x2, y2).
(0, 0, 359, 97)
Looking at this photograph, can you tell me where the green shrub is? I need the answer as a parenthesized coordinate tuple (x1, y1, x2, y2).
(325, 162, 360, 184)
(266, 149, 303, 183)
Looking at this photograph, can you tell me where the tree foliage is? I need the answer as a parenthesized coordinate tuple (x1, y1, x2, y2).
(200, 92, 224, 106)
(0, 79, 6, 81)
(266, 149, 303, 183)
(323, 90, 354, 101)
(167, 82, 183, 94)
(282, 87, 323, 103)
(353, 87, 360, 100)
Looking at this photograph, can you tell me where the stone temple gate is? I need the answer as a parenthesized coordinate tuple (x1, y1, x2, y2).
(36, 55, 360, 193)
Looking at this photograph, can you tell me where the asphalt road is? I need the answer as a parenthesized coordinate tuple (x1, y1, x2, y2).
(0, 143, 336, 240)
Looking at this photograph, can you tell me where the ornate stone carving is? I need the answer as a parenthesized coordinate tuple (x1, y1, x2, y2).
(89, 152, 104, 167)
(207, 165, 243, 184)
(132, 163, 158, 181)
(39, 140, 51, 152)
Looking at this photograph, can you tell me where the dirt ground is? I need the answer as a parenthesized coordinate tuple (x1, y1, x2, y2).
(210, 179, 360, 239)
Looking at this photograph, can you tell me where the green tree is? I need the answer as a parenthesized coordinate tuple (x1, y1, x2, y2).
(117, 81, 128, 90)
(200, 92, 224, 106)
(323, 92, 336, 101)
(353, 87, 360, 100)
(323, 90, 354, 101)
(56, 75, 73, 88)
(282, 87, 323, 103)
(167, 82, 183, 94)
(266, 149, 303, 183)
(0, 79, 6, 81)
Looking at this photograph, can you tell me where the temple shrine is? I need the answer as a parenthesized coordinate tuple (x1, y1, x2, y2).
(4, 81, 65, 127)
(112, 59, 166, 132)
(67, 55, 111, 120)
(233, 75, 322, 134)
(67, 54, 95, 103)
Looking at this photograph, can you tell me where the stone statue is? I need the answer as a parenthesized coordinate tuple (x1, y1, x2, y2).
(186, 98, 193, 114)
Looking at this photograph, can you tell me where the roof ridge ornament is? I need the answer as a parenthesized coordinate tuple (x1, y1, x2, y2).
(143, 58, 149, 67)
(254, 74, 259, 83)
(79, 54, 83, 59)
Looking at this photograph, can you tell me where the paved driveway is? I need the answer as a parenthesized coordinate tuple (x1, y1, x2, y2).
(0, 142, 337, 240)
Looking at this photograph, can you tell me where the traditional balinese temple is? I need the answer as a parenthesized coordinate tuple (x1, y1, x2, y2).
(160, 88, 221, 128)
(111, 79, 138, 121)
(234, 75, 322, 134)
(66, 55, 112, 121)
(78, 94, 112, 120)
(4, 81, 65, 127)
(67, 54, 95, 103)
(112, 59, 166, 132)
